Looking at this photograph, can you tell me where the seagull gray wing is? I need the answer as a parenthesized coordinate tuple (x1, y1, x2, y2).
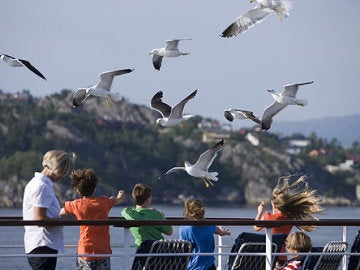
(261, 102, 287, 130)
(169, 90, 197, 119)
(18, 59, 46, 80)
(97, 69, 133, 90)
(224, 110, 234, 122)
(165, 39, 180, 50)
(221, 7, 272, 37)
(283, 81, 314, 97)
(164, 166, 186, 175)
(238, 109, 262, 124)
(72, 89, 88, 107)
(165, 39, 191, 50)
(152, 54, 163, 71)
(194, 139, 224, 171)
(150, 91, 172, 118)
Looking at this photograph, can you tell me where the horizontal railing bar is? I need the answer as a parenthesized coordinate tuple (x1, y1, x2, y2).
(0, 251, 356, 258)
(1, 218, 360, 227)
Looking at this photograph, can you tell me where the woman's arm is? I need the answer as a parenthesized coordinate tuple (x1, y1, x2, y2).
(253, 202, 265, 231)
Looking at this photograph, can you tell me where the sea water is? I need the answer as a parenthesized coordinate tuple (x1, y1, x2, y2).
(0, 205, 359, 270)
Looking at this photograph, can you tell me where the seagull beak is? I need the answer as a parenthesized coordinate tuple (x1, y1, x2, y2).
(249, 0, 255, 3)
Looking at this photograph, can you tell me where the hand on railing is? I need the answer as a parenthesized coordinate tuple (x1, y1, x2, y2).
(216, 226, 231, 236)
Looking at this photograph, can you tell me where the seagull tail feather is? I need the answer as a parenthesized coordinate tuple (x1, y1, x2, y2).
(296, 99, 307, 106)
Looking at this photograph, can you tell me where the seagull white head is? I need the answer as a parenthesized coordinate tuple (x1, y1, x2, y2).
(149, 49, 159, 55)
(155, 118, 165, 126)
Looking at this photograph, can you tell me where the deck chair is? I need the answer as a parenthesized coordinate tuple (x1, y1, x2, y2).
(227, 232, 287, 270)
(302, 246, 324, 270)
(303, 241, 347, 270)
(142, 239, 192, 270)
(348, 230, 360, 270)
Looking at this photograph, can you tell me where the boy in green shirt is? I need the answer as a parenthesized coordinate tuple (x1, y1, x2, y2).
(121, 183, 173, 270)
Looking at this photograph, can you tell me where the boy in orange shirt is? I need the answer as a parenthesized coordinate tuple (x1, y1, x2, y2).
(60, 169, 125, 270)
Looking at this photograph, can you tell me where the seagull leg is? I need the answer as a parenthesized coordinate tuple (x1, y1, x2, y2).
(276, 12, 283, 21)
(106, 95, 115, 107)
(206, 179, 214, 187)
(201, 178, 210, 188)
(201, 178, 214, 188)
(180, 122, 188, 128)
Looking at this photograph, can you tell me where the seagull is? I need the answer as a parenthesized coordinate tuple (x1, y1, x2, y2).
(261, 81, 314, 130)
(221, 0, 292, 37)
(149, 39, 191, 70)
(72, 69, 134, 108)
(150, 90, 197, 127)
(224, 108, 261, 124)
(161, 139, 224, 187)
(0, 53, 46, 80)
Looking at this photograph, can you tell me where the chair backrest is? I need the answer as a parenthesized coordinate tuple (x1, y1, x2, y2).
(227, 232, 287, 270)
(231, 242, 277, 270)
(348, 230, 360, 270)
(302, 246, 324, 270)
(142, 239, 192, 270)
(312, 241, 347, 270)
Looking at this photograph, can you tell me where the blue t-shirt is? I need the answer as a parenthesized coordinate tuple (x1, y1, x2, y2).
(179, 225, 216, 270)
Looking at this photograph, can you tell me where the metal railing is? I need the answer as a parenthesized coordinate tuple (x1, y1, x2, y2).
(1, 217, 360, 270)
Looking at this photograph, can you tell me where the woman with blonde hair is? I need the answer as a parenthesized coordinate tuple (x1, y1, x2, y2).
(253, 175, 323, 264)
(23, 150, 76, 270)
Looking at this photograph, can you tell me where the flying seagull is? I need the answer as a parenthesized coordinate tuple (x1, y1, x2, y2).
(261, 81, 314, 130)
(72, 69, 133, 108)
(224, 108, 261, 124)
(221, 0, 292, 37)
(149, 39, 191, 70)
(0, 53, 46, 80)
(150, 90, 197, 127)
(161, 139, 224, 187)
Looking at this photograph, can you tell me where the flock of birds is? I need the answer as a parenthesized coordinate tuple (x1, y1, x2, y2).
(2, 0, 313, 187)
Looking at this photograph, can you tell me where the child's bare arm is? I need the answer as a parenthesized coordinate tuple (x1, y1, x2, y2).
(110, 190, 125, 204)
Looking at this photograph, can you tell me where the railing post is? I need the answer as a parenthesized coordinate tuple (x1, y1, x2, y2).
(217, 232, 223, 270)
(342, 225, 347, 270)
(123, 227, 132, 270)
(265, 228, 273, 270)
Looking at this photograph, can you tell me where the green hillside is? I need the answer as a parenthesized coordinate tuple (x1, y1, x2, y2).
(0, 90, 359, 207)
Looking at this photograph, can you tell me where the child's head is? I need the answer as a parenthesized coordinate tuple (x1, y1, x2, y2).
(183, 198, 205, 220)
(286, 231, 312, 253)
(71, 169, 98, 197)
(132, 183, 152, 206)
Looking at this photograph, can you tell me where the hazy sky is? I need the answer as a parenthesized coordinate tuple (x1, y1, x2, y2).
(1, 0, 359, 129)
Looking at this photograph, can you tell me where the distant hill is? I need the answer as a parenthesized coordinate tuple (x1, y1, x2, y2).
(271, 115, 360, 147)
(0, 90, 358, 207)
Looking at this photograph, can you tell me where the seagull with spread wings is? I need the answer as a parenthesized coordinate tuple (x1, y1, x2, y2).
(149, 39, 191, 70)
(161, 139, 224, 187)
(0, 53, 46, 80)
(150, 90, 197, 127)
(261, 81, 314, 130)
(224, 108, 262, 124)
(72, 69, 133, 108)
(221, 0, 292, 37)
